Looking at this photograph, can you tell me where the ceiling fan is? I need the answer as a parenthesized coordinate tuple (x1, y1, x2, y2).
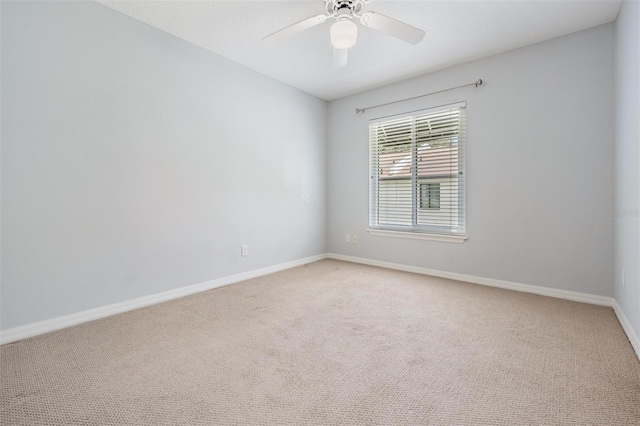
(262, 0, 426, 68)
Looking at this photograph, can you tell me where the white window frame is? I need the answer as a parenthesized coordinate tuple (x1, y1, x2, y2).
(368, 102, 467, 243)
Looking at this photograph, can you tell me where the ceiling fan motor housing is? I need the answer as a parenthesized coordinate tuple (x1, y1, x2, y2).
(325, 0, 363, 16)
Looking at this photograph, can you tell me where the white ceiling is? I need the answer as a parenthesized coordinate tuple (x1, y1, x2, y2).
(98, 0, 622, 100)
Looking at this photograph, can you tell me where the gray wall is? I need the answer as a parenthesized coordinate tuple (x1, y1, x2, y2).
(327, 24, 615, 297)
(1, 1, 327, 330)
(1, 1, 627, 334)
(614, 0, 640, 338)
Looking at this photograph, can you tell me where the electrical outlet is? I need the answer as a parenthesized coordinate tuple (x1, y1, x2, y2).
(241, 245, 248, 257)
(345, 234, 351, 243)
(352, 235, 358, 244)
(622, 268, 625, 287)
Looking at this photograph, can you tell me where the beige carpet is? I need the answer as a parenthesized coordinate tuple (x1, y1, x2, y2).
(1, 259, 639, 425)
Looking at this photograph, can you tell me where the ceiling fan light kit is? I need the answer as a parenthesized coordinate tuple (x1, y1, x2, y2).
(263, 0, 425, 67)
(330, 19, 358, 50)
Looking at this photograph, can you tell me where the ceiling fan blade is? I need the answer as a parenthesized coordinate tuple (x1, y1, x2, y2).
(262, 14, 327, 43)
(360, 12, 425, 45)
(333, 48, 348, 68)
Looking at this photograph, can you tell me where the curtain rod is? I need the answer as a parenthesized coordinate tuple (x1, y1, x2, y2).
(355, 79, 483, 114)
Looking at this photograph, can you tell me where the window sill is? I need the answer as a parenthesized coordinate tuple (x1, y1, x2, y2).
(367, 229, 467, 243)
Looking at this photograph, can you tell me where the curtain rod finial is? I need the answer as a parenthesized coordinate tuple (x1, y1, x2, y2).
(356, 108, 365, 114)
(476, 79, 483, 87)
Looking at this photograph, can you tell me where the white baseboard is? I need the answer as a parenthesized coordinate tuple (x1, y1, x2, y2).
(0, 254, 327, 345)
(5, 252, 638, 362)
(327, 253, 614, 307)
(613, 300, 640, 361)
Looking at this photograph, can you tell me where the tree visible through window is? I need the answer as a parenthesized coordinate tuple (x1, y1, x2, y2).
(368, 103, 466, 237)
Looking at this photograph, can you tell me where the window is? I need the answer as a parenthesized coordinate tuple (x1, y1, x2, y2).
(420, 183, 440, 210)
(368, 103, 466, 241)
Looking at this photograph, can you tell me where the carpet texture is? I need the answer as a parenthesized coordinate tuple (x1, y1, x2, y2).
(1, 259, 639, 425)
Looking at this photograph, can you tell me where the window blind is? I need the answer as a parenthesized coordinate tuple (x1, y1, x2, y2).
(369, 103, 466, 236)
